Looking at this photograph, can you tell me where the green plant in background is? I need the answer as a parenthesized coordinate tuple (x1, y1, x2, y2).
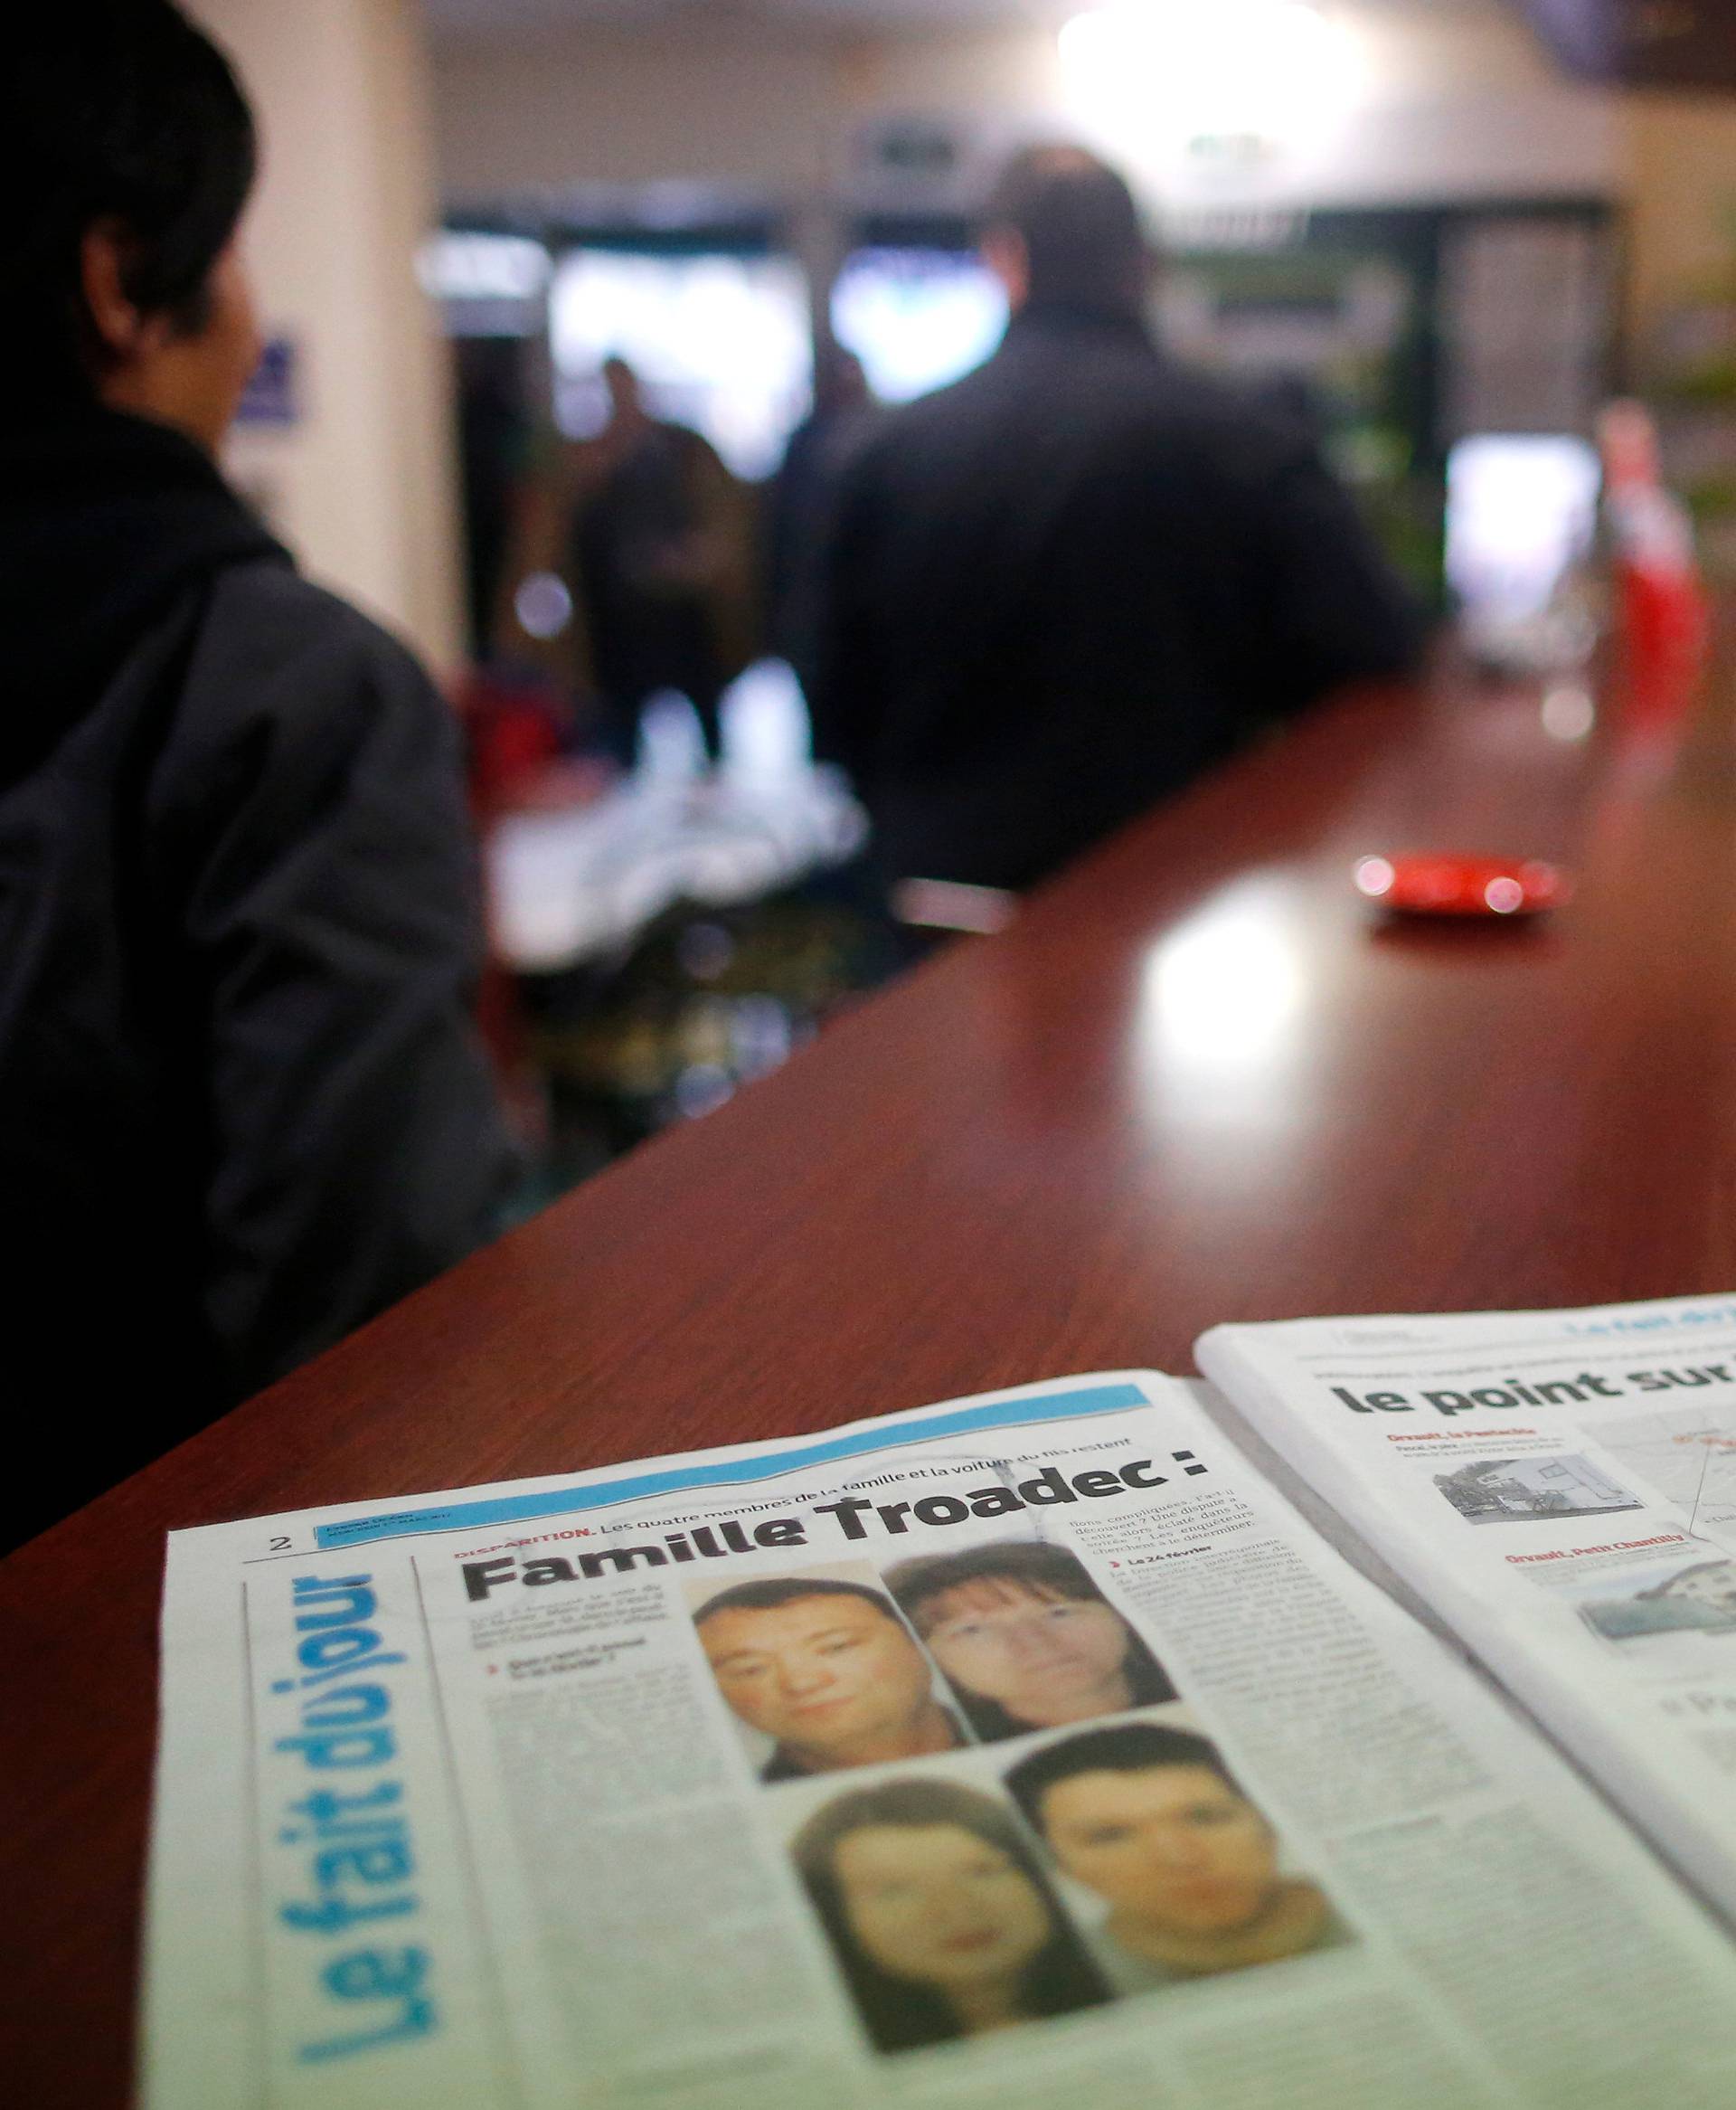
(1157, 246, 1443, 602)
(1645, 200, 1736, 582)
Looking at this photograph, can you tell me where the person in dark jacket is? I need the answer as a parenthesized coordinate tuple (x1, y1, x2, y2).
(807, 146, 1424, 895)
(564, 357, 755, 765)
(2, 3, 514, 1546)
(766, 345, 878, 686)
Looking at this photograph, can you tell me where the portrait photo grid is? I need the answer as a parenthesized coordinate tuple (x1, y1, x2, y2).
(684, 1530, 1354, 2056)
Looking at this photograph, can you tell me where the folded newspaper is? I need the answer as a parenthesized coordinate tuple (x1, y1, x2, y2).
(146, 1292, 1736, 2109)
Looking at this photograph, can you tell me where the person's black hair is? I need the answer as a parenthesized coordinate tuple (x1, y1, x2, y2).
(693, 1575, 902, 1628)
(983, 144, 1149, 316)
(886, 1540, 1109, 1627)
(791, 1776, 1110, 2054)
(11, 2, 257, 400)
(1005, 1723, 1247, 1839)
(882, 1540, 1175, 1738)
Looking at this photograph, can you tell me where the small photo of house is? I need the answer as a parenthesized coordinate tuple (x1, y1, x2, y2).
(1432, 1453, 1642, 1526)
(1579, 1557, 1736, 1644)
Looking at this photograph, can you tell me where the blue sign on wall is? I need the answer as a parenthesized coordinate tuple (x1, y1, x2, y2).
(237, 336, 300, 427)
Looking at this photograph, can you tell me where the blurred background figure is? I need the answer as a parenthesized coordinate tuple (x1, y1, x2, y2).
(808, 144, 1424, 896)
(524, 354, 758, 767)
(1, 0, 514, 1547)
(9, 0, 1717, 1299)
(766, 345, 879, 691)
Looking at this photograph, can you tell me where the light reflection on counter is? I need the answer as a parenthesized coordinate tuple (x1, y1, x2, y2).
(1132, 878, 1313, 1131)
(1542, 683, 1596, 743)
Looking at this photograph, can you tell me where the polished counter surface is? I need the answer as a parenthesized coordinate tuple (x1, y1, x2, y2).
(7, 673, 1736, 2102)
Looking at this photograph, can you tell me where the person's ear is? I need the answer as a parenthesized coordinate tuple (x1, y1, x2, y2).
(80, 221, 165, 365)
(982, 228, 1030, 311)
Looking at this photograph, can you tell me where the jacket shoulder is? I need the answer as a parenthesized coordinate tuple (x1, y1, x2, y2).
(855, 341, 1297, 478)
(1056, 351, 1305, 462)
(150, 559, 462, 845)
(193, 561, 436, 705)
(165, 560, 452, 767)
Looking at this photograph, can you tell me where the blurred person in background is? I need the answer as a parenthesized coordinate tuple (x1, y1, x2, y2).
(556, 355, 757, 767)
(809, 146, 1423, 896)
(1, 1, 514, 1547)
(766, 344, 878, 688)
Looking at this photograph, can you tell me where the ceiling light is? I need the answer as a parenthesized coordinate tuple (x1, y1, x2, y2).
(1058, 3, 1361, 155)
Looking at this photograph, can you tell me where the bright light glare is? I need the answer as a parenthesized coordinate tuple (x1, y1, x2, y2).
(514, 572, 571, 639)
(1485, 876, 1524, 915)
(1542, 684, 1596, 743)
(418, 232, 549, 302)
(719, 658, 812, 781)
(831, 251, 1008, 404)
(550, 251, 812, 479)
(1141, 889, 1307, 1074)
(1446, 436, 1601, 625)
(1058, 3, 1360, 148)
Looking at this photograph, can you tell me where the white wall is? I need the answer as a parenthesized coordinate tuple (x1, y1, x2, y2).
(190, 0, 466, 673)
(434, 21, 843, 196)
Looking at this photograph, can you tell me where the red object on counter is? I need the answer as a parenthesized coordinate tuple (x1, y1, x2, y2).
(1599, 401, 1710, 738)
(1354, 853, 1571, 918)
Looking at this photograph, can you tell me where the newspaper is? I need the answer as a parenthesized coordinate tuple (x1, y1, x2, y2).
(1198, 1292, 1736, 1935)
(144, 1369, 1736, 2109)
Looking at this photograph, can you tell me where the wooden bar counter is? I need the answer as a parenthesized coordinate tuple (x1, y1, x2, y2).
(7, 670, 1736, 2102)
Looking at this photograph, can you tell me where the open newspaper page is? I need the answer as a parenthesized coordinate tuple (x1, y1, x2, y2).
(145, 1369, 1736, 2110)
(1198, 1292, 1736, 1933)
